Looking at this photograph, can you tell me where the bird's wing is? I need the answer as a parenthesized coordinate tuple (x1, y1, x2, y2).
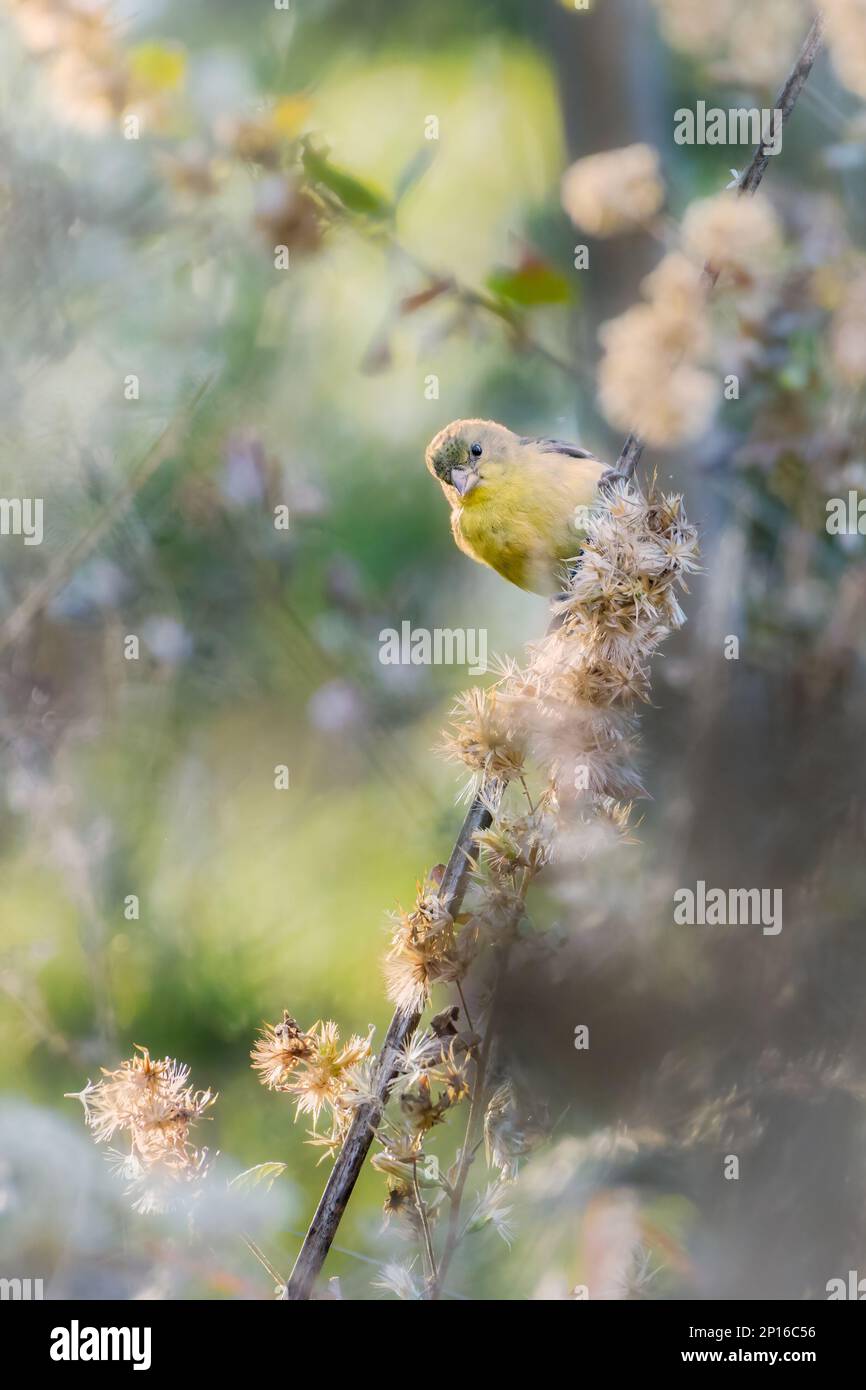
(520, 436, 598, 461)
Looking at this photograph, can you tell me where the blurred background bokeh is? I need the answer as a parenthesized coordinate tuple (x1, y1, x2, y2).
(1, 0, 865, 1299)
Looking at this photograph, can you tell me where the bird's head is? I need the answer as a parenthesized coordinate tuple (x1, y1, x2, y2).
(425, 419, 519, 503)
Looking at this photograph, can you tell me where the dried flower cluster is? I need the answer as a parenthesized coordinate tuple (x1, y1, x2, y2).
(253, 1000, 483, 1275)
(828, 262, 866, 384)
(353, 479, 697, 1294)
(596, 189, 781, 447)
(822, 0, 866, 101)
(530, 480, 698, 792)
(9, 0, 125, 133)
(5, 0, 187, 134)
(440, 687, 526, 797)
(251, 1012, 373, 1161)
(443, 479, 698, 819)
(434, 480, 697, 957)
(67, 477, 697, 1288)
(598, 251, 715, 447)
(384, 884, 468, 1015)
(681, 192, 781, 285)
(4, 0, 323, 257)
(68, 1046, 216, 1213)
(650, 0, 810, 87)
(561, 143, 664, 238)
(484, 1079, 550, 1183)
(368, 1005, 505, 1274)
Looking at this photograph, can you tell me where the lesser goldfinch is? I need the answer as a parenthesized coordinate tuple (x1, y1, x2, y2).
(426, 419, 608, 595)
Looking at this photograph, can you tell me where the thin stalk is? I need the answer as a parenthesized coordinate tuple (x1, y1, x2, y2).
(283, 12, 825, 1299)
(242, 1234, 286, 1289)
(455, 978, 474, 1032)
(411, 1160, 438, 1286)
(428, 943, 510, 1300)
(609, 12, 825, 488)
(284, 781, 502, 1299)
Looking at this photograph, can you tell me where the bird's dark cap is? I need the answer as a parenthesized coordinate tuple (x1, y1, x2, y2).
(426, 426, 468, 481)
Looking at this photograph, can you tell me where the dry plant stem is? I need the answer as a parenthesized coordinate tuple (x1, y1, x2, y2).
(412, 1160, 438, 1283)
(429, 943, 511, 1300)
(284, 781, 502, 1300)
(285, 15, 825, 1300)
(243, 1233, 286, 1290)
(607, 13, 825, 489)
(320, 189, 590, 387)
(612, 430, 646, 486)
(739, 12, 825, 196)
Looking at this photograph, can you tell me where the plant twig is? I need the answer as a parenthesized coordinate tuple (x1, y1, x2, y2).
(283, 13, 825, 1299)
(738, 12, 826, 197)
(284, 781, 501, 1299)
(319, 190, 590, 387)
(243, 1233, 286, 1289)
(411, 1159, 438, 1284)
(428, 942, 511, 1300)
(608, 12, 825, 488)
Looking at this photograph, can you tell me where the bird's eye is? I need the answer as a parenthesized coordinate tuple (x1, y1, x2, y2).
(470, 442, 483, 458)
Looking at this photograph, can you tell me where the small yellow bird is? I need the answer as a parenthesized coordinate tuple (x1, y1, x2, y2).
(425, 419, 608, 595)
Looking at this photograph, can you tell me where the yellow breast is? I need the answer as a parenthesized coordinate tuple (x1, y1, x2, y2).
(453, 455, 605, 594)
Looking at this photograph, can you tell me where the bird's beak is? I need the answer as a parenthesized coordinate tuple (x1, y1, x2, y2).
(450, 467, 479, 497)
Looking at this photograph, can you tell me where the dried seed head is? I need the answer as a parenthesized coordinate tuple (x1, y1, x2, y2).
(561, 144, 664, 238)
(440, 687, 526, 793)
(251, 1011, 316, 1090)
(67, 1045, 217, 1213)
(285, 1020, 375, 1125)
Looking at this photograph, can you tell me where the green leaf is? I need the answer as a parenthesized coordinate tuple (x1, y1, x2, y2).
(302, 145, 392, 220)
(486, 260, 572, 307)
(229, 1162, 287, 1193)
